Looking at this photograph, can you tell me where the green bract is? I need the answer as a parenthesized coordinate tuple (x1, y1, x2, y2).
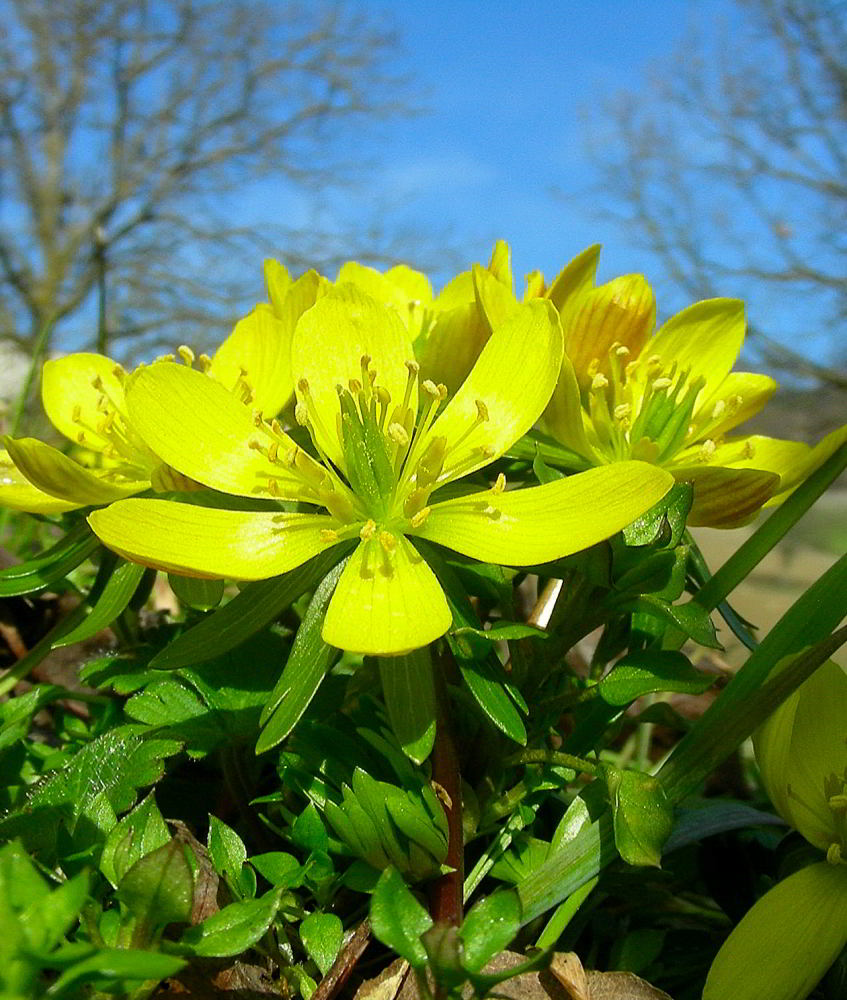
(89, 283, 674, 655)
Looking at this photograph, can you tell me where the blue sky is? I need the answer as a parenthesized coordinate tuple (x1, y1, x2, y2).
(246, 0, 739, 292)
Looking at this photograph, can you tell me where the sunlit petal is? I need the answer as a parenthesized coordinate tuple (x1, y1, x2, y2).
(42, 352, 129, 453)
(541, 351, 595, 460)
(765, 424, 847, 505)
(644, 298, 745, 403)
(691, 372, 778, 439)
(423, 299, 563, 486)
(0, 448, 81, 513)
(322, 534, 452, 656)
(414, 462, 674, 564)
(545, 244, 601, 311)
(126, 363, 310, 501)
(89, 499, 340, 579)
(292, 284, 416, 469)
(208, 303, 294, 419)
(4, 437, 146, 506)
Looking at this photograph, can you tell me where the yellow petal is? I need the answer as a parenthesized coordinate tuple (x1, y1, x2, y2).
(208, 303, 294, 419)
(384, 263, 434, 305)
(4, 437, 146, 506)
(42, 352, 128, 453)
(416, 300, 490, 395)
(486, 239, 513, 290)
(691, 372, 778, 438)
(322, 534, 451, 655)
(126, 363, 309, 501)
(0, 448, 80, 513)
(703, 862, 847, 1000)
(673, 464, 780, 528)
(424, 300, 563, 487)
(89, 499, 340, 579)
(766, 423, 847, 505)
(473, 263, 520, 332)
(644, 298, 745, 403)
(700, 435, 811, 481)
(263, 258, 292, 313)
(292, 284, 416, 470)
(414, 462, 674, 565)
(541, 352, 595, 459)
(562, 274, 655, 387)
(545, 244, 601, 311)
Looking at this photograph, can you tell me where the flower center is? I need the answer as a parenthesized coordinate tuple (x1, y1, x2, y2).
(583, 345, 706, 464)
(248, 354, 493, 542)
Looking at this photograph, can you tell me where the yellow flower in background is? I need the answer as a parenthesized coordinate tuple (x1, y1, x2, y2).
(89, 284, 674, 656)
(0, 262, 319, 514)
(480, 243, 846, 528)
(703, 661, 847, 1000)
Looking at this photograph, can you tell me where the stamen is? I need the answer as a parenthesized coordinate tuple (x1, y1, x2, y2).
(111, 364, 127, 383)
(410, 506, 431, 528)
(360, 519, 377, 541)
(388, 422, 410, 447)
(698, 439, 717, 462)
(320, 529, 340, 543)
(295, 402, 309, 426)
(591, 373, 609, 391)
(154, 354, 175, 364)
(177, 345, 195, 366)
(711, 399, 726, 420)
(652, 377, 673, 391)
(72, 404, 82, 423)
(197, 353, 212, 372)
(379, 530, 397, 554)
(492, 472, 506, 494)
(614, 403, 632, 421)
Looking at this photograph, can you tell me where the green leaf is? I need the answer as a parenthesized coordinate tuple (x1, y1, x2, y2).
(116, 839, 194, 929)
(52, 560, 146, 648)
(256, 558, 346, 754)
(0, 522, 100, 597)
(168, 573, 225, 611)
(249, 852, 303, 889)
(150, 545, 353, 670)
(622, 482, 693, 547)
(600, 765, 674, 868)
(379, 647, 437, 764)
(452, 622, 549, 642)
(19, 871, 89, 953)
(207, 816, 249, 896)
(176, 890, 282, 957)
(0, 727, 181, 857)
(414, 539, 526, 744)
(532, 445, 563, 485)
(369, 867, 432, 969)
(47, 949, 186, 997)
(632, 595, 720, 648)
(597, 650, 714, 706)
(300, 912, 343, 976)
(664, 800, 785, 854)
(459, 889, 521, 973)
(100, 792, 170, 888)
(291, 803, 329, 854)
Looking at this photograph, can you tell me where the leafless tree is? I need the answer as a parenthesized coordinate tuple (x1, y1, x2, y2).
(583, 0, 847, 389)
(0, 0, 416, 368)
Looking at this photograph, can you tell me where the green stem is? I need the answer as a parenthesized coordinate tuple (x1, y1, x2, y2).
(504, 749, 598, 774)
(428, 648, 464, 927)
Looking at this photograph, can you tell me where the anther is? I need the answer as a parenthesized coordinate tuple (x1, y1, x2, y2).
(614, 403, 632, 421)
(177, 345, 195, 366)
(698, 439, 717, 462)
(711, 399, 726, 420)
(405, 360, 420, 377)
(248, 437, 262, 451)
(422, 379, 440, 399)
(360, 520, 377, 541)
(348, 377, 362, 395)
(475, 399, 489, 422)
(72, 404, 82, 423)
(388, 422, 410, 447)
(90, 375, 103, 391)
(154, 354, 175, 364)
(410, 506, 431, 528)
(197, 353, 212, 372)
(267, 441, 279, 463)
(742, 441, 755, 460)
(111, 364, 127, 382)
(591, 373, 609, 391)
(652, 377, 673, 392)
(379, 530, 397, 554)
(615, 345, 630, 358)
(320, 529, 340, 543)
(297, 377, 310, 395)
(492, 472, 506, 494)
(271, 419, 283, 436)
(294, 402, 309, 426)
(252, 409, 264, 427)
(267, 479, 280, 497)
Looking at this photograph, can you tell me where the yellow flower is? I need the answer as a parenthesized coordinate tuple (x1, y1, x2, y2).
(523, 247, 847, 528)
(0, 264, 319, 515)
(704, 661, 847, 1000)
(88, 284, 674, 656)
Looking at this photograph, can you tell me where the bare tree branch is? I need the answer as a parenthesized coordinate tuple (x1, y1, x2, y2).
(581, 0, 847, 389)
